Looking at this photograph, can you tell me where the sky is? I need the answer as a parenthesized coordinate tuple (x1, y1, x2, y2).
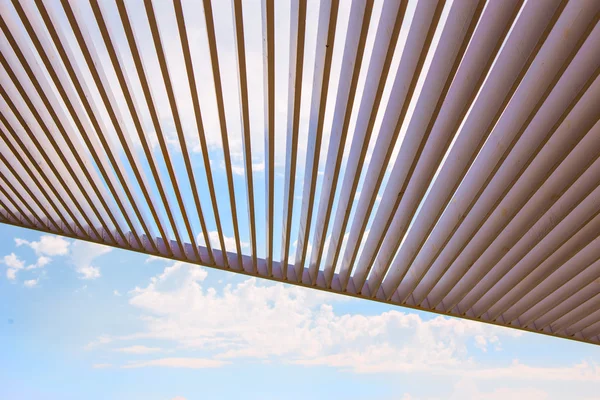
(2, 225, 600, 400)
(2, 0, 600, 398)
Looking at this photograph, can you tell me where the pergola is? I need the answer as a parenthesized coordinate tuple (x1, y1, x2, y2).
(1, 0, 599, 345)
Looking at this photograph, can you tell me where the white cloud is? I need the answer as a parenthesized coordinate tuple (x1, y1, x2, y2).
(230, 164, 245, 176)
(170, 397, 187, 400)
(122, 358, 227, 369)
(69, 241, 111, 280)
(23, 279, 38, 288)
(120, 262, 522, 372)
(113, 290, 122, 296)
(92, 363, 112, 369)
(26, 256, 51, 270)
(78, 265, 101, 280)
(6, 268, 17, 281)
(35, 256, 50, 267)
(8, 236, 68, 281)
(114, 345, 162, 354)
(3, 253, 24, 281)
(474, 334, 500, 353)
(3, 253, 25, 269)
(82, 261, 600, 394)
(15, 235, 70, 256)
(3, 252, 52, 281)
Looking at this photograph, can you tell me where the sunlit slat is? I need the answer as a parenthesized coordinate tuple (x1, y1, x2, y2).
(382, 0, 567, 303)
(308, 0, 372, 285)
(337, 0, 445, 292)
(201, 0, 244, 267)
(322, 0, 407, 288)
(354, 0, 484, 296)
(294, 0, 340, 283)
(418, 3, 600, 313)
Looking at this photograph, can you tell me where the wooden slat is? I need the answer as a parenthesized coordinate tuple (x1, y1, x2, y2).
(294, 0, 340, 283)
(308, 0, 372, 285)
(322, 0, 407, 288)
(201, 0, 244, 268)
(280, 0, 306, 280)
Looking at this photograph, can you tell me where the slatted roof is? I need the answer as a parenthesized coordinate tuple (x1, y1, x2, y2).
(1, 0, 600, 345)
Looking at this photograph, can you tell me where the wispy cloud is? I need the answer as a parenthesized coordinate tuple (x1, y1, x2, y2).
(85, 335, 112, 350)
(77, 265, 101, 280)
(122, 358, 227, 369)
(69, 241, 111, 280)
(114, 345, 162, 354)
(92, 363, 112, 369)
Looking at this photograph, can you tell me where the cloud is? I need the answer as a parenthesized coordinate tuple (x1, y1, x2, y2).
(6, 269, 17, 281)
(92, 363, 112, 369)
(465, 360, 600, 382)
(78, 265, 101, 280)
(122, 358, 227, 369)
(230, 162, 266, 175)
(230, 164, 245, 176)
(114, 345, 162, 354)
(8, 236, 66, 281)
(25, 256, 51, 270)
(3, 253, 24, 269)
(15, 235, 70, 256)
(83, 261, 600, 388)
(113, 290, 122, 296)
(145, 255, 169, 264)
(35, 256, 50, 267)
(69, 241, 111, 280)
(85, 335, 112, 350)
(7, 235, 109, 282)
(121, 262, 520, 372)
(170, 397, 187, 400)
(474, 334, 501, 353)
(3, 252, 52, 281)
(23, 279, 38, 288)
(2, 253, 24, 281)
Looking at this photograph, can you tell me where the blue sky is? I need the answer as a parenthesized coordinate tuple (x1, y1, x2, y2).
(2, 224, 600, 400)
(2, 0, 600, 399)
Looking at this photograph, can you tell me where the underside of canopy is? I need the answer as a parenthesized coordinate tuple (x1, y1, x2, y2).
(1, 0, 599, 345)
